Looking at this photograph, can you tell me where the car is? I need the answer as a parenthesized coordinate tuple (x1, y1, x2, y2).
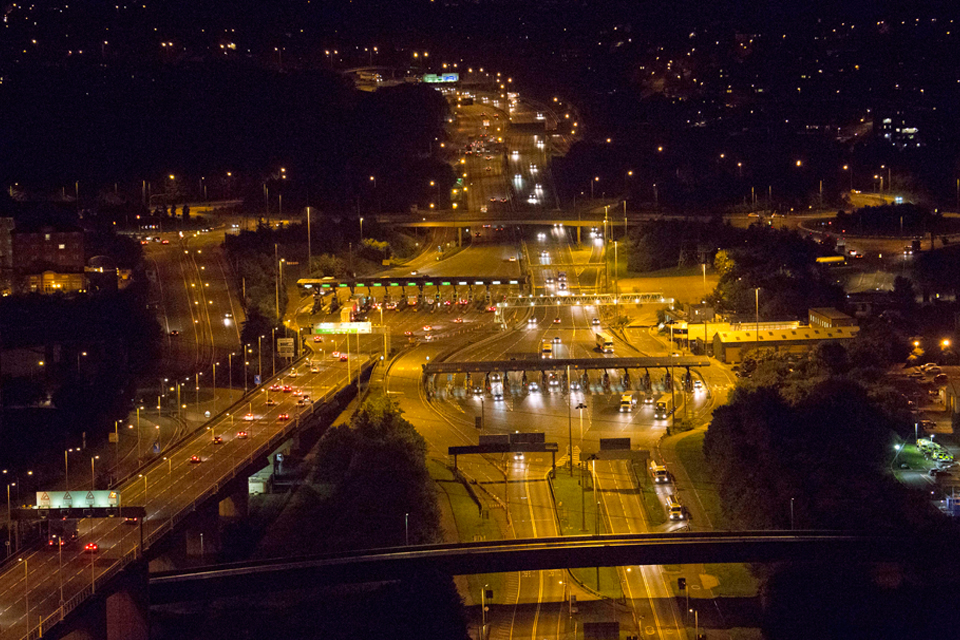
(385, 302, 398, 310)
(926, 366, 943, 375)
(921, 363, 939, 372)
(161, 239, 170, 245)
(212, 435, 223, 445)
(527, 317, 538, 325)
(236, 431, 248, 439)
(168, 330, 180, 336)
(190, 455, 202, 464)
(278, 413, 290, 421)
(485, 166, 492, 172)
(292, 388, 303, 396)
(84, 543, 99, 553)
(269, 384, 282, 392)
(552, 336, 561, 344)
(310, 366, 320, 373)
(591, 318, 601, 326)
(340, 354, 348, 362)
(472, 385, 484, 395)
(486, 306, 497, 312)
(545, 277, 554, 285)
(282, 385, 292, 392)
(404, 331, 413, 336)
(48, 536, 68, 547)
(122, 517, 139, 525)
(553, 318, 561, 324)
(644, 396, 654, 405)
(423, 325, 433, 332)
(287, 371, 298, 378)
(453, 317, 464, 323)
(693, 379, 704, 390)
(528, 381, 540, 392)
(313, 335, 323, 343)
(243, 413, 255, 421)
(929, 468, 952, 478)
(265, 398, 278, 406)
(331, 351, 341, 359)
(558, 282, 567, 290)
(569, 380, 581, 391)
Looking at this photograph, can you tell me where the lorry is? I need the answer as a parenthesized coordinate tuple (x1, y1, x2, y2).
(540, 340, 553, 359)
(619, 392, 637, 413)
(650, 462, 670, 484)
(595, 331, 614, 354)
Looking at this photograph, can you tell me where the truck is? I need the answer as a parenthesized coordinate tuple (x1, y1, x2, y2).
(540, 340, 553, 359)
(650, 462, 670, 484)
(595, 331, 614, 354)
(619, 392, 637, 413)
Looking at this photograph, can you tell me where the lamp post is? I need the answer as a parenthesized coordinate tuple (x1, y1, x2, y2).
(211, 363, 218, 414)
(136, 405, 143, 463)
(577, 402, 587, 442)
(6, 482, 15, 554)
(755, 287, 761, 346)
(271, 327, 277, 377)
(228, 353, 235, 392)
(306, 207, 312, 274)
(359, 217, 364, 241)
(567, 365, 574, 475)
(591, 176, 598, 200)
(90, 455, 99, 490)
(19, 557, 28, 632)
(64, 448, 74, 489)
(258, 335, 263, 382)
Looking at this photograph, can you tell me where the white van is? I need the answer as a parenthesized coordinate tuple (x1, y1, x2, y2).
(619, 393, 637, 413)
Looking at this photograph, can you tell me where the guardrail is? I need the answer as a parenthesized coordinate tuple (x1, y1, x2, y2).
(18, 356, 377, 640)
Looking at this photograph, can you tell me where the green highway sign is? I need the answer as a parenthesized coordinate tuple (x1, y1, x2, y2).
(314, 322, 373, 335)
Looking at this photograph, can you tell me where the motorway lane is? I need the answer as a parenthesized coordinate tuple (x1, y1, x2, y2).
(145, 228, 243, 377)
(0, 354, 364, 638)
(595, 460, 686, 639)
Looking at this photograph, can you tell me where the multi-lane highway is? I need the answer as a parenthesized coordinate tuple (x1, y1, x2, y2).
(0, 346, 372, 638)
(144, 228, 244, 376)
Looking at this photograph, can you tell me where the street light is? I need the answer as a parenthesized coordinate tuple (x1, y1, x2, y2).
(90, 455, 99, 490)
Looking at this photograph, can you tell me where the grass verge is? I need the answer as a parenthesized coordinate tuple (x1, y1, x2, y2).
(674, 431, 724, 527)
(632, 462, 667, 528)
(673, 432, 760, 599)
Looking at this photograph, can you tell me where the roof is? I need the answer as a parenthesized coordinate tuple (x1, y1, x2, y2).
(715, 326, 859, 344)
(809, 307, 854, 321)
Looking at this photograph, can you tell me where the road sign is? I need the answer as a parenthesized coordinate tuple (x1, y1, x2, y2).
(277, 338, 295, 358)
(600, 437, 631, 451)
(254, 375, 262, 385)
(108, 432, 119, 443)
(153, 440, 160, 454)
(314, 322, 373, 335)
(36, 490, 119, 509)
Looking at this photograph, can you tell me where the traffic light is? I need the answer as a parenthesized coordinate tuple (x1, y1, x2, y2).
(678, 577, 687, 590)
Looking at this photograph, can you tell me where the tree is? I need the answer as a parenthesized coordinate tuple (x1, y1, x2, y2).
(181, 204, 190, 220)
(313, 395, 442, 549)
(713, 249, 735, 276)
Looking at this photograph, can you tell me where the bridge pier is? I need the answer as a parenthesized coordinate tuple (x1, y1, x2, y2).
(219, 487, 250, 520)
(185, 502, 222, 560)
(60, 560, 149, 640)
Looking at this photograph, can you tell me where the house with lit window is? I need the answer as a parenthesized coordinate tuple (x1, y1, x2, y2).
(12, 223, 85, 293)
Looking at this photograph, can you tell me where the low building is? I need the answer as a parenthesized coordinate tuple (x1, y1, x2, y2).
(12, 223, 85, 293)
(712, 326, 860, 364)
(809, 307, 856, 328)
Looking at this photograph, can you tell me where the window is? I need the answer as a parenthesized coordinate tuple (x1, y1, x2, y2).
(58, 244, 66, 250)
(45, 233, 51, 241)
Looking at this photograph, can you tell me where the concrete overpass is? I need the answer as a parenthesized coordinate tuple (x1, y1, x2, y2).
(149, 531, 917, 603)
